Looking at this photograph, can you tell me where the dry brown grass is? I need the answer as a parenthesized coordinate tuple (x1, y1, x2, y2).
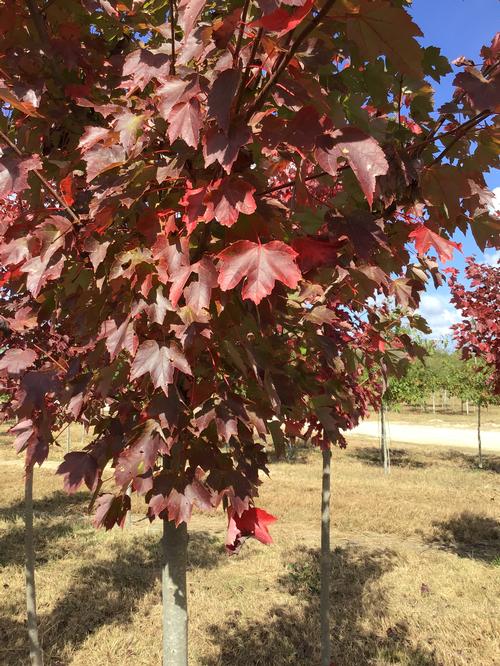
(380, 404, 500, 430)
(1, 428, 499, 666)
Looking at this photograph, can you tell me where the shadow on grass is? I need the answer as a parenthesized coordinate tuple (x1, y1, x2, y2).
(350, 446, 429, 470)
(427, 512, 500, 563)
(205, 546, 438, 666)
(438, 449, 500, 473)
(2, 526, 224, 664)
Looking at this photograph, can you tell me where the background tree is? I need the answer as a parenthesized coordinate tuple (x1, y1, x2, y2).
(0, 2, 498, 665)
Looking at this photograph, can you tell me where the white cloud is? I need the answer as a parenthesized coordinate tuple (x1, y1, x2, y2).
(417, 291, 461, 340)
(483, 248, 499, 266)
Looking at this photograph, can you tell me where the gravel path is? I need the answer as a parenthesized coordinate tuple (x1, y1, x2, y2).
(346, 420, 500, 452)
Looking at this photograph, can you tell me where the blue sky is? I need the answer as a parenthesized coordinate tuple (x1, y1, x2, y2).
(408, 0, 499, 339)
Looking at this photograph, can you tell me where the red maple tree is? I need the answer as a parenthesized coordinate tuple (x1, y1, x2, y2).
(0, 1, 498, 663)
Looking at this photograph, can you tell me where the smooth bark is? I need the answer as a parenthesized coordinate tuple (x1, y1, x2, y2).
(380, 402, 390, 475)
(162, 519, 188, 666)
(477, 403, 482, 469)
(25, 470, 43, 666)
(320, 448, 331, 666)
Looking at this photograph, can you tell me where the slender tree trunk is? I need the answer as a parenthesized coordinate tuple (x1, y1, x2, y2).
(25, 470, 43, 666)
(162, 519, 188, 666)
(320, 447, 331, 666)
(380, 402, 390, 475)
(432, 392, 436, 414)
(126, 484, 132, 528)
(66, 426, 71, 453)
(477, 403, 482, 469)
(466, 400, 469, 416)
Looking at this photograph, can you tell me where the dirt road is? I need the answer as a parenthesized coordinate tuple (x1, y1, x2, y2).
(346, 419, 500, 452)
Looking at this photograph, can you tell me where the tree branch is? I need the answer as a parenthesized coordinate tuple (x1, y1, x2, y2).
(0, 129, 80, 224)
(257, 171, 329, 197)
(169, 0, 176, 75)
(233, 0, 252, 67)
(235, 27, 263, 114)
(431, 110, 492, 165)
(246, 0, 337, 119)
(26, 0, 53, 53)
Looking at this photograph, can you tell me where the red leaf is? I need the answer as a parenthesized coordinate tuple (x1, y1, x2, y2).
(226, 506, 277, 554)
(167, 98, 202, 148)
(207, 68, 240, 132)
(130, 340, 192, 394)
(59, 173, 75, 206)
(203, 122, 251, 174)
(211, 177, 256, 227)
(92, 493, 131, 530)
(292, 238, 338, 273)
(252, 0, 313, 36)
(84, 144, 127, 182)
(121, 49, 171, 94)
(0, 348, 37, 375)
(178, 0, 206, 38)
(103, 317, 138, 360)
(0, 154, 42, 198)
(454, 69, 500, 113)
(217, 240, 302, 304)
(316, 128, 388, 207)
(409, 225, 462, 263)
(57, 451, 99, 493)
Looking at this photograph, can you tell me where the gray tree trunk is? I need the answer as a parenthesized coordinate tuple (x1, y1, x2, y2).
(162, 519, 188, 666)
(432, 392, 436, 414)
(477, 403, 483, 469)
(320, 448, 331, 666)
(25, 470, 43, 666)
(380, 402, 390, 475)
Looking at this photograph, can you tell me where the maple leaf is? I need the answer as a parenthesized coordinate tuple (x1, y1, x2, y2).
(454, 69, 500, 113)
(167, 98, 202, 148)
(252, 0, 313, 36)
(121, 49, 171, 94)
(178, 0, 206, 38)
(212, 177, 256, 227)
(156, 76, 201, 119)
(92, 493, 131, 530)
(130, 340, 192, 394)
(207, 69, 240, 133)
(0, 154, 42, 198)
(409, 225, 462, 263)
(114, 110, 145, 152)
(103, 317, 138, 360)
(203, 123, 251, 174)
(84, 144, 127, 182)
(59, 173, 75, 206)
(226, 506, 277, 554)
(316, 128, 388, 207)
(292, 237, 338, 273)
(217, 240, 302, 304)
(57, 452, 99, 493)
(0, 348, 37, 375)
(346, 0, 423, 78)
(78, 126, 112, 152)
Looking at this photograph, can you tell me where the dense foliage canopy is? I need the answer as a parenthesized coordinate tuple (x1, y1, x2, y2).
(0, 0, 498, 544)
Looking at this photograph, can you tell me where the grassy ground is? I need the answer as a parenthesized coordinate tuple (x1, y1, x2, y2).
(0, 427, 499, 665)
(380, 404, 500, 430)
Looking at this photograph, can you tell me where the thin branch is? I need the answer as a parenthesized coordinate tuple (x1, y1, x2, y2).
(0, 129, 80, 224)
(257, 170, 329, 197)
(235, 27, 263, 113)
(169, 0, 176, 75)
(246, 0, 337, 119)
(431, 110, 491, 165)
(233, 0, 252, 67)
(420, 60, 500, 153)
(397, 76, 403, 127)
(32, 343, 68, 373)
(26, 0, 52, 49)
